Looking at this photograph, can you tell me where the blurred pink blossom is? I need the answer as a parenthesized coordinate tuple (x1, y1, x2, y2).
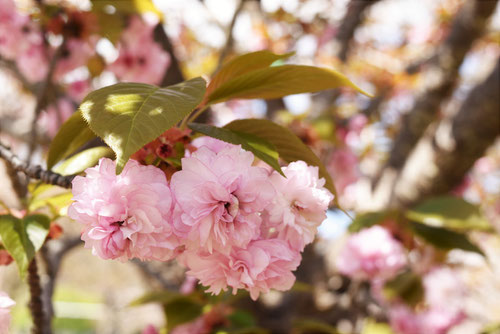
(54, 38, 96, 80)
(0, 291, 15, 334)
(141, 325, 159, 334)
(39, 98, 74, 137)
(263, 161, 333, 251)
(327, 148, 359, 196)
(336, 225, 407, 280)
(181, 238, 300, 300)
(171, 145, 274, 253)
(108, 16, 170, 84)
(68, 158, 180, 261)
(67, 79, 91, 101)
(16, 43, 48, 83)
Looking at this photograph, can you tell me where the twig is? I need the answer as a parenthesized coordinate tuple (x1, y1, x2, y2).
(154, 24, 185, 87)
(40, 237, 82, 333)
(0, 55, 35, 91)
(0, 143, 74, 188)
(28, 41, 66, 162)
(28, 258, 48, 334)
(215, 0, 245, 72)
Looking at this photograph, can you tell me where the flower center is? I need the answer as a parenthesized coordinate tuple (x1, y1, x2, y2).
(221, 194, 239, 222)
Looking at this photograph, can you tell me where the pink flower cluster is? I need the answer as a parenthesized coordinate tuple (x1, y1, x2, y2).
(0, 0, 48, 82)
(0, 291, 15, 334)
(336, 225, 407, 280)
(108, 16, 171, 85)
(69, 137, 333, 299)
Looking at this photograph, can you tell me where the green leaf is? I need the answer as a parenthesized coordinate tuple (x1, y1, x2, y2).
(293, 319, 340, 334)
(91, 0, 163, 18)
(205, 64, 371, 105)
(164, 297, 203, 331)
(79, 77, 206, 174)
(29, 192, 73, 213)
(409, 221, 484, 256)
(47, 111, 96, 170)
(349, 211, 395, 233)
(53, 146, 114, 176)
(228, 310, 257, 328)
(129, 290, 184, 307)
(188, 123, 283, 176)
(23, 215, 51, 253)
(206, 50, 294, 101)
(224, 119, 337, 201)
(362, 319, 394, 334)
(382, 270, 424, 307)
(406, 196, 491, 231)
(0, 214, 50, 279)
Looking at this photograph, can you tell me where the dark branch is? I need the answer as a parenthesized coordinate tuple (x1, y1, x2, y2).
(391, 58, 500, 207)
(0, 143, 74, 188)
(28, 258, 48, 334)
(154, 24, 185, 87)
(215, 0, 245, 71)
(336, 0, 381, 62)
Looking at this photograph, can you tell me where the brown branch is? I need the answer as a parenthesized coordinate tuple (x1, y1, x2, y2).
(336, 0, 381, 62)
(131, 259, 179, 291)
(28, 258, 48, 334)
(391, 58, 500, 207)
(0, 143, 74, 188)
(154, 24, 185, 87)
(215, 0, 245, 72)
(384, 0, 497, 173)
(0, 55, 35, 92)
(40, 237, 82, 333)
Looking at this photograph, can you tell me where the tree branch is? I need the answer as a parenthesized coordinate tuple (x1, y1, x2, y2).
(215, 0, 245, 72)
(0, 143, 74, 188)
(154, 24, 185, 87)
(28, 258, 48, 334)
(336, 0, 381, 62)
(391, 58, 499, 207)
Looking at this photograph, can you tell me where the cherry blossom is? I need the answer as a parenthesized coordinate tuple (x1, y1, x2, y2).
(68, 158, 180, 261)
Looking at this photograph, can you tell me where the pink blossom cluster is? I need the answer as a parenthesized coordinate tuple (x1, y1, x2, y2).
(69, 137, 333, 299)
(108, 16, 171, 85)
(0, 0, 48, 82)
(0, 291, 15, 334)
(336, 225, 407, 280)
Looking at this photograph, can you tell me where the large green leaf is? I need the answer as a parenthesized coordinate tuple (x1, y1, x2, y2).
(406, 196, 491, 231)
(224, 119, 337, 201)
(53, 146, 114, 176)
(0, 214, 50, 279)
(206, 50, 294, 100)
(205, 64, 371, 105)
(47, 111, 96, 170)
(79, 78, 206, 174)
(188, 123, 283, 176)
(410, 222, 484, 256)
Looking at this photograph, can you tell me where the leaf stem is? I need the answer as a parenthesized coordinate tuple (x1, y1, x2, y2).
(180, 105, 209, 129)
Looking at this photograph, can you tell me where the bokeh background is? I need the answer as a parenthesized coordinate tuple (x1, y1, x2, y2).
(0, 0, 499, 333)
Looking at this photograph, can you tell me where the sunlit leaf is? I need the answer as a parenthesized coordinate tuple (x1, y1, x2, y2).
(349, 211, 396, 232)
(79, 78, 206, 174)
(0, 214, 50, 279)
(188, 123, 283, 176)
(206, 64, 371, 105)
(47, 111, 96, 170)
(406, 196, 491, 231)
(53, 146, 114, 176)
(205, 50, 294, 101)
(224, 119, 337, 202)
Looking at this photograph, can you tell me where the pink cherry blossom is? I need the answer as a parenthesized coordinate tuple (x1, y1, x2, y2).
(68, 158, 179, 261)
(327, 148, 359, 196)
(141, 325, 159, 334)
(181, 239, 301, 300)
(0, 291, 15, 334)
(263, 161, 333, 251)
(108, 16, 170, 84)
(171, 145, 274, 253)
(67, 79, 91, 101)
(388, 305, 421, 334)
(191, 136, 235, 154)
(15, 42, 48, 83)
(336, 225, 407, 280)
(54, 38, 96, 80)
(39, 98, 74, 137)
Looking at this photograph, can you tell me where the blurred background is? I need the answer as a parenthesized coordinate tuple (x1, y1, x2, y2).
(0, 0, 499, 333)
